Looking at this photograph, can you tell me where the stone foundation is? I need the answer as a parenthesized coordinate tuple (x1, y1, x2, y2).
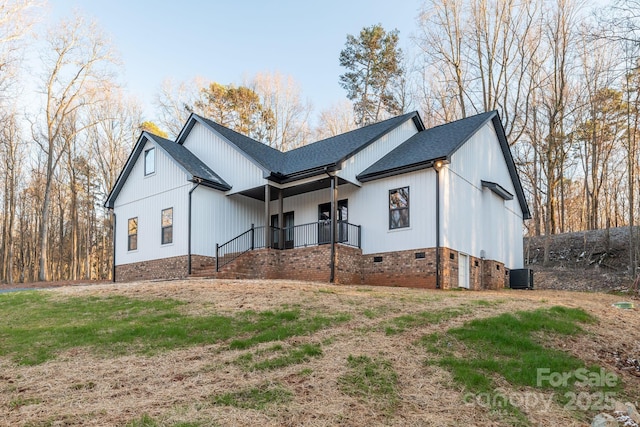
(116, 246, 508, 290)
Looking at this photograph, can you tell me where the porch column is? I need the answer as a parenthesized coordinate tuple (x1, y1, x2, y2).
(264, 184, 271, 248)
(278, 188, 284, 249)
(329, 175, 337, 283)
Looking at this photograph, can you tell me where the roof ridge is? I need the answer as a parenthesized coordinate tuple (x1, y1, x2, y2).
(194, 113, 283, 154)
(424, 110, 496, 132)
(288, 110, 418, 153)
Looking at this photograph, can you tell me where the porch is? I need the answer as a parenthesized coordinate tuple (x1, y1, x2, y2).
(214, 220, 362, 272)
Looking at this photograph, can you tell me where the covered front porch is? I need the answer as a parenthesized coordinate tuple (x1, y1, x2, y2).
(214, 174, 361, 282)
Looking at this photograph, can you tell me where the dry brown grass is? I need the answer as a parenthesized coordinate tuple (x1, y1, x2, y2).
(1, 279, 638, 426)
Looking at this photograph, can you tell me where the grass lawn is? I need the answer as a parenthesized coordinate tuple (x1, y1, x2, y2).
(0, 279, 638, 426)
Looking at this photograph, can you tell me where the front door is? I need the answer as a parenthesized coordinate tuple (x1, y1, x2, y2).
(271, 212, 294, 249)
(458, 253, 470, 289)
(318, 200, 348, 244)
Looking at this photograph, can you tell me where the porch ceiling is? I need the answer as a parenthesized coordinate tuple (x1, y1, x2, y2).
(238, 177, 350, 201)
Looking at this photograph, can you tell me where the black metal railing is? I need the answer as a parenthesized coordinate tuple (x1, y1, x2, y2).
(216, 224, 278, 271)
(216, 221, 361, 271)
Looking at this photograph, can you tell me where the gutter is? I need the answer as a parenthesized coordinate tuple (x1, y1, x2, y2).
(188, 179, 202, 275)
(433, 160, 446, 289)
(111, 209, 116, 282)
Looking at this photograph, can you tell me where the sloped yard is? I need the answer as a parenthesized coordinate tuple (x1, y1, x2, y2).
(0, 279, 638, 426)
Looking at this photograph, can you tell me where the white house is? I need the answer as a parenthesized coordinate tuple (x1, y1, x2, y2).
(105, 110, 530, 289)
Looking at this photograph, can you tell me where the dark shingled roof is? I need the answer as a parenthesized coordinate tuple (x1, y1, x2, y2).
(357, 111, 496, 180)
(148, 133, 231, 191)
(195, 115, 284, 173)
(280, 112, 421, 176)
(357, 110, 531, 219)
(107, 110, 530, 219)
(189, 112, 423, 179)
(104, 132, 231, 208)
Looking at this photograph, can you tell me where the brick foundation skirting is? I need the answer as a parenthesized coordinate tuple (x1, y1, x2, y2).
(116, 246, 508, 290)
(116, 256, 190, 282)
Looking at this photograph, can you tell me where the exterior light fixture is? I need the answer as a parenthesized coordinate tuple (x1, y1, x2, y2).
(434, 159, 444, 172)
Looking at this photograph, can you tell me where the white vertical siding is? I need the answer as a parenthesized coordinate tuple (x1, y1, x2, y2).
(263, 173, 435, 255)
(442, 122, 524, 268)
(182, 122, 266, 194)
(339, 119, 420, 184)
(272, 184, 357, 225)
(191, 189, 263, 256)
(351, 170, 436, 254)
(114, 139, 190, 264)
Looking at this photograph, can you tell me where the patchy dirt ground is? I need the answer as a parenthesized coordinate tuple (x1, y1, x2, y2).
(0, 279, 638, 427)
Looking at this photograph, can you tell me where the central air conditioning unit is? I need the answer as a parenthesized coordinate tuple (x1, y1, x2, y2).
(509, 269, 533, 290)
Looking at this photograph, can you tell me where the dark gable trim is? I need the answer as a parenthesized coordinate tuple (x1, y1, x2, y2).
(481, 180, 514, 200)
(104, 132, 230, 209)
(268, 165, 340, 184)
(272, 112, 423, 183)
(490, 114, 531, 219)
(357, 158, 447, 182)
(104, 132, 149, 208)
(177, 113, 276, 177)
(178, 112, 424, 183)
(332, 111, 424, 169)
(195, 178, 231, 192)
(356, 111, 531, 220)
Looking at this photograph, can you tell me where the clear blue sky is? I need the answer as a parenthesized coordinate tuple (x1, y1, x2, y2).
(46, 0, 423, 124)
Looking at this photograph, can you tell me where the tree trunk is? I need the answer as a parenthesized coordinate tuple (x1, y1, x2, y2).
(38, 175, 53, 282)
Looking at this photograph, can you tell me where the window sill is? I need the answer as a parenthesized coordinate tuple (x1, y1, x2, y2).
(388, 226, 411, 233)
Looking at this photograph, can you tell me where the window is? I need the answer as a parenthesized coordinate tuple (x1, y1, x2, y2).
(128, 218, 138, 251)
(389, 187, 409, 229)
(144, 147, 155, 175)
(161, 208, 173, 244)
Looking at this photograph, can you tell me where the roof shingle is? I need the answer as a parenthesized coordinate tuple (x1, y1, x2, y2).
(148, 133, 231, 190)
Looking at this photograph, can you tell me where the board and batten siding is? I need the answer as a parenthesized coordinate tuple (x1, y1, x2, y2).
(114, 139, 190, 265)
(441, 122, 524, 269)
(338, 119, 420, 184)
(273, 171, 437, 255)
(352, 170, 437, 254)
(269, 184, 358, 226)
(191, 189, 263, 257)
(181, 122, 266, 194)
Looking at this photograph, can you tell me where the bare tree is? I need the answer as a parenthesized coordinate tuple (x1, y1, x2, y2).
(87, 88, 141, 279)
(416, 0, 468, 118)
(0, 0, 40, 98)
(154, 77, 203, 138)
(0, 111, 23, 283)
(314, 100, 357, 140)
(251, 71, 312, 150)
(35, 14, 118, 281)
(416, 0, 541, 144)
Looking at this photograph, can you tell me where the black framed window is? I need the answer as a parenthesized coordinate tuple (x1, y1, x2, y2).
(144, 147, 155, 175)
(389, 187, 409, 229)
(161, 208, 173, 244)
(128, 217, 138, 251)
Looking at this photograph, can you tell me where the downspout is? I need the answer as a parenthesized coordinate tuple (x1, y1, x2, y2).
(111, 209, 116, 283)
(434, 160, 444, 289)
(188, 179, 202, 275)
(324, 168, 336, 283)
